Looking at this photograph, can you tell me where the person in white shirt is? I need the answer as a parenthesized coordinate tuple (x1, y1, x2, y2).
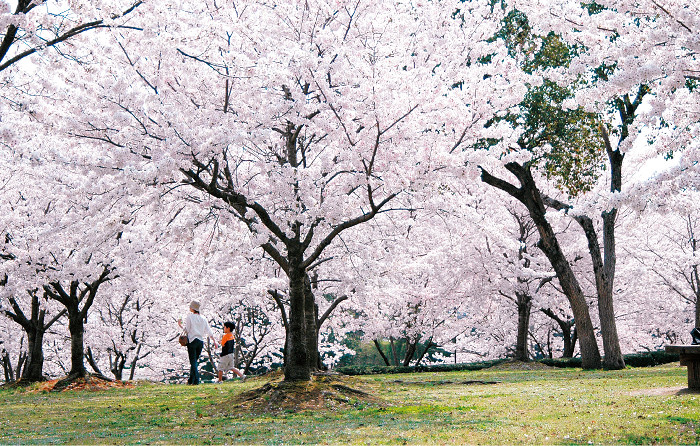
(178, 300, 217, 385)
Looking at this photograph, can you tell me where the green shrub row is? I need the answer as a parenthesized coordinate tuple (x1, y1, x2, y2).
(624, 351, 679, 367)
(539, 351, 680, 369)
(336, 351, 679, 375)
(335, 359, 507, 376)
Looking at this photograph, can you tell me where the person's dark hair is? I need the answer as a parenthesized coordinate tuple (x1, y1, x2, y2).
(224, 321, 235, 331)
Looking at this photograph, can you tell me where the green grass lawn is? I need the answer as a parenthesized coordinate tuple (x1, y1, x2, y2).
(1, 363, 699, 444)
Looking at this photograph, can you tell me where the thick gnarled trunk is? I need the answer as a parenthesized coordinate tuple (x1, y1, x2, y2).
(22, 327, 46, 382)
(68, 310, 88, 378)
(284, 248, 311, 382)
(303, 276, 321, 372)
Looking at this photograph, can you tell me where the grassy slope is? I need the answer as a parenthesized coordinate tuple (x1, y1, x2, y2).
(0, 364, 698, 445)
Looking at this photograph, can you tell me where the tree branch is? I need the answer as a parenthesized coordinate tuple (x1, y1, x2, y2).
(317, 294, 348, 328)
(478, 166, 523, 201)
(302, 192, 397, 269)
(0, 1, 144, 71)
(267, 289, 289, 334)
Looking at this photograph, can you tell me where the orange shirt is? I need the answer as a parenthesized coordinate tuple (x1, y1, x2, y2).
(221, 332, 235, 356)
(221, 332, 234, 346)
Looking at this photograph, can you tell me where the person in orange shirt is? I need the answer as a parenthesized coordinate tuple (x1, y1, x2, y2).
(217, 321, 246, 383)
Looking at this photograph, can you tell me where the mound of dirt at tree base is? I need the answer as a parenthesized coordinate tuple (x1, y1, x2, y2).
(488, 360, 554, 371)
(27, 375, 135, 392)
(213, 373, 385, 415)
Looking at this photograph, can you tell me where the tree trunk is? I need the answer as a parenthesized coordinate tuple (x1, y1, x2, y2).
(22, 327, 46, 382)
(481, 162, 601, 369)
(529, 200, 600, 369)
(540, 308, 577, 358)
(514, 292, 532, 362)
(16, 352, 27, 381)
(402, 338, 419, 367)
(414, 337, 435, 367)
(582, 93, 647, 369)
(269, 289, 290, 368)
(576, 125, 625, 370)
(4, 293, 65, 383)
(528, 327, 548, 359)
(43, 268, 113, 380)
(86, 347, 106, 377)
(691, 262, 700, 328)
(128, 343, 143, 381)
(390, 337, 399, 366)
(109, 353, 125, 381)
(303, 275, 321, 372)
(579, 210, 624, 369)
(1, 349, 13, 382)
(284, 247, 310, 382)
(68, 311, 88, 378)
(597, 214, 625, 370)
(373, 340, 391, 366)
(107, 357, 121, 381)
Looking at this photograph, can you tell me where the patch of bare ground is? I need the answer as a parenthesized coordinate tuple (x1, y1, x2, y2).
(488, 360, 554, 371)
(628, 386, 700, 396)
(28, 374, 134, 392)
(214, 372, 385, 415)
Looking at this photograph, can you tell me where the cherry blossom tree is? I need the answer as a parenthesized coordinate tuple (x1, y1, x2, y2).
(0, 128, 166, 383)
(84, 292, 156, 381)
(504, 0, 699, 366)
(2, 288, 65, 382)
(46, 0, 521, 382)
(465, 5, 678, 369)
(359, 216, 473, 367)
(476, 162, 603, 368)
(472, 204, 555, 361)
(0, 0, 151, 384)
(623, 192, 700, 336)
(0, 306, 27, 382)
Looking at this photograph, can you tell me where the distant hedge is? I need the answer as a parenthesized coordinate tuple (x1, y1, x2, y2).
(623, 350, 679, 367)
(539, 351, 680, 369)
(336, 350, 679, 375)
(335, 359, 507, 376)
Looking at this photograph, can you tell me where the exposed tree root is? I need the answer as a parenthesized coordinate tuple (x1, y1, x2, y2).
(48, 373, 124, 392)
(214, 373, 386, 415)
